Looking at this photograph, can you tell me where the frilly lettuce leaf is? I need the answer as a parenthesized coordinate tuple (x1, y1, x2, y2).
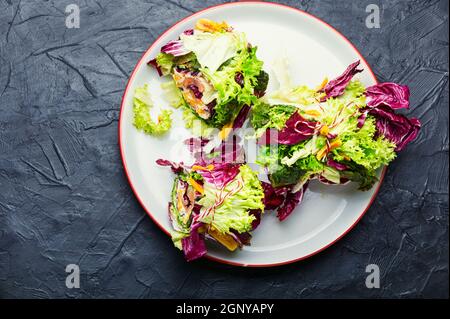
(203, 45, 266, 127)
(333, 116, 396, 171)
(197, 165, 264, 234)
(155, 53, 174, 76)
(156, 27, 266, 129)
(251, 102, 297, 138)
(133, 84, 172, 135)
(281, 136, 321, 166)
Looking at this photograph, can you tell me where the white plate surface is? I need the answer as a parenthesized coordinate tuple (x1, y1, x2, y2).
(119, 2, 382, 267)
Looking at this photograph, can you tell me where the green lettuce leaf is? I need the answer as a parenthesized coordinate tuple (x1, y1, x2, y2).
(269, 85, 318, 107)
(180, 30, 241, 73)
(316, 80, 366, 130)
(205, 49, 267, 128)
(133, 84, 172, 135)
(202, 45, 266, 128)
(321, 166, 341, 184)
(155, 52, 199, 76)
(257, 144, 324, 188)
(251, 102, 297, 137)
(282, 136, 322, 166)
(340, 161, 379, 191)
(197, 165, 264, 234)
(155, 53, 174, 76)
(157, 29, 266, 129)
(334, 116, 396, 171)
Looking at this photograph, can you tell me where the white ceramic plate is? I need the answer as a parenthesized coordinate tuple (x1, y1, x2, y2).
(119, 2, 384, 267)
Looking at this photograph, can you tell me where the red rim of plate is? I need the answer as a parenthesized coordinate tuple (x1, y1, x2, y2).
(118, 1, 385, 267)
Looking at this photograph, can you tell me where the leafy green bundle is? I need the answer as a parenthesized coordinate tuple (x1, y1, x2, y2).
(150, 19, 269, 131)
(252, 60, 420, 220)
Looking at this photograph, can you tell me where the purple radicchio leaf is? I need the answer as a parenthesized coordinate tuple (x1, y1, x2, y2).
(229, 230, 251, 248)
(185, 136, 245, 166)
(320, 60, 363, 101)
(355, 81, 418, 151)
(156, 159, 187, 174)
(277, 183, 309, 221)
(181, 222, 207, 262)
(232, 105, 251, 130)
(326, 159, 348, 171)
(183, 136, 243, 188)
(249, 209, 262, 230)
(257, 112, 318, 145)
(197, 163, 241, 189)
(206, 100, 217, 118)
(365, 82, 410, 109)
(147, 58, 163, 77)
(357, 111, 368, 128)
(359, 81, 419, 150)
(369, 105, 421, 151)
(234, 72, 244, 87)
(327, 132, 338, 139)
(160, 40, 190, 57)
(261, 181, 288, 210)
(174, 66, 189, 73)
(261, 181, 308, 221)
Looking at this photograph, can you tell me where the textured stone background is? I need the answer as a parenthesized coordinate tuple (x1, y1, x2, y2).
(0, 0, 448, 299)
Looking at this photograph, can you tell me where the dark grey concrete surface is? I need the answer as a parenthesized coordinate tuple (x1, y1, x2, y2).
(0, 0, 448, 299)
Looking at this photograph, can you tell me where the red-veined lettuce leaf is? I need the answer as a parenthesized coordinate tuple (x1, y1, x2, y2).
(181, 222, 207, 262)
(369, 105, 420, 151)
(257, 112, 318, 145)
(358, 82, 419, 151)
(277, 183, 309, 221)
(320, 60, 363, 101)
(156, 159, 187, 174)
(232, 105, 251, 130)
(197, 163, 241, 189)
(160, 40, 190, 57)
(366, 82, 410, 109)
(147, 58, 162, 76)
(261, 181, 309, 221)
(261, 181, 288, 210)
(326, 159, 348, 171)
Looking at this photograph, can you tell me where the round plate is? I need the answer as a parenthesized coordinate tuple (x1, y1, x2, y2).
(119, 2, 384, 267)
